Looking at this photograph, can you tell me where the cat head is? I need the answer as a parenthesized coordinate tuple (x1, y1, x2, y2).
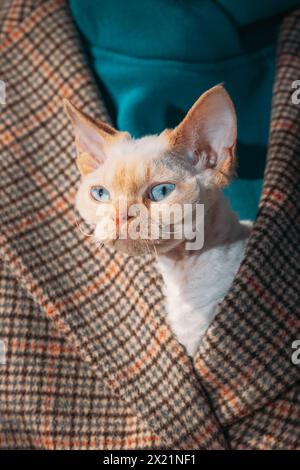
(64, 85, 237, 256)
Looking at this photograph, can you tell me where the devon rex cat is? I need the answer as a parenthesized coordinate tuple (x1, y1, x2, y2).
(64, 85, 251, 356)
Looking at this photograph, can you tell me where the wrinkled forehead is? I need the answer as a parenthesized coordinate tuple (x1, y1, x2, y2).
(110, 157, 152, 195)
(87, 134, 193, 195)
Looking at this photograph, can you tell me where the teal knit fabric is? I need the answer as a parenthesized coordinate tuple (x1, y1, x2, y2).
(70, 0, 299, 220)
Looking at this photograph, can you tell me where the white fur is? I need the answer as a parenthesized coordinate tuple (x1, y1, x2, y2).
(156, 195, 251, 356)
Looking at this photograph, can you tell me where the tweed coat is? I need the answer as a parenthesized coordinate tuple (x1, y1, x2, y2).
(0, 0, 300, 450)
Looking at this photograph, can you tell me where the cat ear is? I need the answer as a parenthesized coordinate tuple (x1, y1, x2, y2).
(63, 99, 119, 176)
(168, 85, 237, 186)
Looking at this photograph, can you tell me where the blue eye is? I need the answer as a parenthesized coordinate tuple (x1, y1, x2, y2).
(149, 183, 175, 202)
(90, 186, 110, 202)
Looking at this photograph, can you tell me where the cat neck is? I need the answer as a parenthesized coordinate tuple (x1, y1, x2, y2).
(155, 190, 251, 356)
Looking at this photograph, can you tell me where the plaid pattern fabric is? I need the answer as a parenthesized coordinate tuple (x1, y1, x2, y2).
(0, 0, 299, 450)
(0, 0, 46, 39)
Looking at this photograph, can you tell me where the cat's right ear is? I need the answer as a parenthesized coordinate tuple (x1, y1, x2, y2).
(63, 99, 118, 176)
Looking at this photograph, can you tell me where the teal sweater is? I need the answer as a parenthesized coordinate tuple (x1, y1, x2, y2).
(70, 0, 299, 219)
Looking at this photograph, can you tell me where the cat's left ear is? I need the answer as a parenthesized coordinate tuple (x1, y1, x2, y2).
(167, 85, 237, 186)
(64, 99, 123, 176)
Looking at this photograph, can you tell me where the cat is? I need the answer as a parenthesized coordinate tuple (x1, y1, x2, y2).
(64, 85, 251, 357)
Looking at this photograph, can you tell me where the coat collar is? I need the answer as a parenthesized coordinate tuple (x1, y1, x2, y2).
(0, 0, 299, 443)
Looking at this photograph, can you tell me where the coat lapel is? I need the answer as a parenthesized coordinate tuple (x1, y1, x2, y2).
(0, 0, 225, 449)
(195, 10, 300, 424)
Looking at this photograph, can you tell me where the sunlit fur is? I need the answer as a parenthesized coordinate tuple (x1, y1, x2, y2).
(65, 86, 251, 356)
